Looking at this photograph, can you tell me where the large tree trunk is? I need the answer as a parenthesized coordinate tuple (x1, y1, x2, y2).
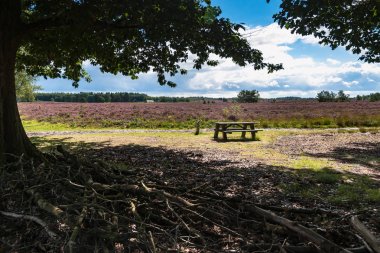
(0, 0, 39, 163)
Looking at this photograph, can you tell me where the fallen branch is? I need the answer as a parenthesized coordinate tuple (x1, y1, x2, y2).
(0, 210, 57, 239)
(351, 216, 380, 253)
(66, 206, 87, 253)
(141, 182, 194, 207)
(244, 205, 353, 253)
(243, 244, 369, 253)
(256, 204, 339, 216)
(27, 189, 64, 218)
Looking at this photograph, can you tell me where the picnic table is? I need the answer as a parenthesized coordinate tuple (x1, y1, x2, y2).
(214, 122, 262, 141)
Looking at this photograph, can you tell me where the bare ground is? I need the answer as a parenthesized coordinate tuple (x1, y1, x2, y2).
(270, 131, 380, 179)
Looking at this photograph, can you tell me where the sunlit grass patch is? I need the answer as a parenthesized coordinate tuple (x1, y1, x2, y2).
(22, 119, 113, 132)
(22, 119, 75, 131)
(245, 148, 289, 166)
(291, 156, 333, 171)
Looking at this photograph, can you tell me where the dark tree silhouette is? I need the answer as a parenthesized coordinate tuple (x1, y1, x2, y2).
(273, 0, 380, 63)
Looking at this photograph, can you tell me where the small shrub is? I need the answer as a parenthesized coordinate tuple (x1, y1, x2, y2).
(222, 105, 242, 121)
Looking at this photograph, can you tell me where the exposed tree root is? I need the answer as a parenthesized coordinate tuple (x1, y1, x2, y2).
(0, 146, 378, 252)
(351, 216, 380, 253)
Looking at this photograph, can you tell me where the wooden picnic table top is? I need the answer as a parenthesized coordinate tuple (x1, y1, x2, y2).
(215, 122, 258, 125)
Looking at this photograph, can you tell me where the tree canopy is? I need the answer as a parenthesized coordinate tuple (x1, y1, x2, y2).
(273, 0, 380, 63)
(17, 0, 282, 87)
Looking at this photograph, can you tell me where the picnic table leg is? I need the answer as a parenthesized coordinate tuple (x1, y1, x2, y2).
(241, 124, 247, 138)
(222, 126, 227, 141)
(214, 124, 220, 139)
(250, 123, 256, 140)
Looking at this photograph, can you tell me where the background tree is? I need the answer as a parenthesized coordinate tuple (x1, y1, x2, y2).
(237, 90, 260, 103)
(357, 93, 380, 101)
(316, 90, 336, 102)
(316, 90, 350, 102)
(0, 0, 282, 162)
(369, 93, 380, 102)
(336, 90, 350, 102)
(15, 70, 42, 102)
(273, 0, 380, 63)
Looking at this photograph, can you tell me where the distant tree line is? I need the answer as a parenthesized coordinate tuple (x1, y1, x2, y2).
(316, 90, 350, 102)
(29, 90, 380, 104)
(34, 92, 191, 103)
(317, 90, 380, 102)
(356, 93, 380, 102)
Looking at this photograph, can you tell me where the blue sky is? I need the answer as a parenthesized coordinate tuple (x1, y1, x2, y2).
(39, 0, 380, 98)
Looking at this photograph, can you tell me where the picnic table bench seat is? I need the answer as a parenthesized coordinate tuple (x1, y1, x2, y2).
(223, 129, 263, 133)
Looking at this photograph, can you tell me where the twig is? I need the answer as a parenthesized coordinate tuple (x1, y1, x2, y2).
(166, 199, 205, 244)
(148, 231, 157, 253)
(0, 210, 58, 239)
(181, 206, 244, 239)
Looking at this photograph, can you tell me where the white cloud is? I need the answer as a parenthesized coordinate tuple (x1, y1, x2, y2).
(367, 78, 375, 82)
(186, 23, 380, 97)
(326, 58, 341, 65)
(342, 80, 359, 87)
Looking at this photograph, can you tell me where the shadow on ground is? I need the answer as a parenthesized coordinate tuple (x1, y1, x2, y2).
(31, 136, 380, 209)
(30, 136, 112, 152)
(26, 136, 380, 248)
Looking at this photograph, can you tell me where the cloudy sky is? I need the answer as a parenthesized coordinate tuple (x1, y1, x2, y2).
(39, 0, 380, 98)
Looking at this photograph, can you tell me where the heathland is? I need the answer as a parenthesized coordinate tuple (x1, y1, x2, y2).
(19, 100, 380, 130)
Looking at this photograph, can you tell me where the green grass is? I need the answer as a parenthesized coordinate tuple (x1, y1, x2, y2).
(329, 176, 380, 203)
(22, 119, 123, 132)
(313, 172, 341, 184)
(281, 167, 380, 204)
(254, 115, 380, 129)
(291, 156, 333, 171)
(22, 120, 77, 131)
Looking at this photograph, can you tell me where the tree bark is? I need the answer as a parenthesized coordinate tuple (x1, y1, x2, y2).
(0, 0, 39, 164)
